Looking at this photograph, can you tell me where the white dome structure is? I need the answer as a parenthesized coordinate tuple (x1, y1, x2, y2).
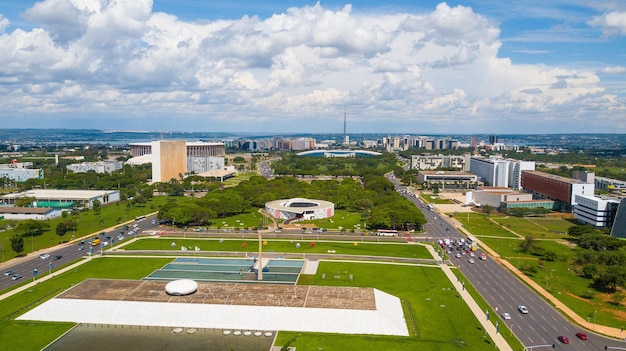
(165, 279, 198, 296)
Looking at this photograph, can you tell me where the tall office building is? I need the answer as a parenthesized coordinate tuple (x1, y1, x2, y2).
(489, 135, 498, 145)
(469, 156, 510, 187)
(152, 140, 187, 183)
(610, 199, 626, 238)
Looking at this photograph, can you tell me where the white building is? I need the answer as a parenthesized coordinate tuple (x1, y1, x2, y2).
(0, 207, 63, 221)
(66, 161, 124, 174)
(467, 187, 533, 208)
(0, 189, 120, 209)
(411, 154, 467, 170)
(573, 195, 620, 227)
(508, 160, 535, 190)
(469, 156, 510, 187)
(0, 168, 43, 182)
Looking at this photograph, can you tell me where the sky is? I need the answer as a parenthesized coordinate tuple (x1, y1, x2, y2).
(0, 0, 625, 134)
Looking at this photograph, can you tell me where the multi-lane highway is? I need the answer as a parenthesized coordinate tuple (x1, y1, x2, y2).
(0, 215, 158, 291)
(390, 175, 626, 350)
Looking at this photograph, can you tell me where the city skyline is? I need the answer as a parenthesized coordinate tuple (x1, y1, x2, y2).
(0, 1, 625, 134)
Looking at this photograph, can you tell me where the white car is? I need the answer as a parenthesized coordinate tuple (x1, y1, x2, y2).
(468, 258, 475, 264)
(501, 312, 511, 320)
(39, 253, 50, 260)
(518, 305, 528, 314)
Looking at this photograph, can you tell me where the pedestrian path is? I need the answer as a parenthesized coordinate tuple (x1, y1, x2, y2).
(423, 244, 514, 351)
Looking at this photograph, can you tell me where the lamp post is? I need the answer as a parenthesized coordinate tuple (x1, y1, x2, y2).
(523, 344, 555, 351)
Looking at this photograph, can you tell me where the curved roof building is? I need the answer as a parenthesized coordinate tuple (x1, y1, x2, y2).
(265, 198, 334, 222)
(296, 150, 382, 157)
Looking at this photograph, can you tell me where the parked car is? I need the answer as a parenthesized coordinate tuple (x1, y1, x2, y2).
(11, 274, 22, 280)
(517, 305, 528, 314)
(557, 335, 569, 344)
(501, 312, 511, 320)
(4, 270, 14, 276)
(575, 332, 587, 340)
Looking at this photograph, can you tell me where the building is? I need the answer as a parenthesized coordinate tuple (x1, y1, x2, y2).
(469, 156, 510, 187)
(129, 141, 226, 176)
(467, 187, 533, 208)
(66, 161, 124, 174)
(0, 207, 63, 221)
(573, 195, 620, 227)
(507, 160, 535, 190)
(151, 140, 187, 183)
(0, 189, 120, 209)
(521, 170, 594, 212)
(594, 176, 626, 192)
(411, 154, 467, 170)
(610, 199, 626, 238)
(265, 198, 334, 223)
(0, 168, 43, 182)
(417, 171, 479, 189)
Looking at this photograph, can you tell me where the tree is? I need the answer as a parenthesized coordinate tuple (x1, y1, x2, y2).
(92, 199, 101, 215)
(15, 196, 36, 207)
(481, 205, 494, 216)
(610, 292, 625, 306)
(10, 234, 24, 256)
(56, 222, 68, 241)
(518, 235, 536, 252)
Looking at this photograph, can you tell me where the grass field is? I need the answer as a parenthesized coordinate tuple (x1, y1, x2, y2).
(489, 216, 573, 239)
(0, 255, 506, 351)
(120, 238, 433, 259)
(276, 261, 502, 351)
(453, 213, 519, 238)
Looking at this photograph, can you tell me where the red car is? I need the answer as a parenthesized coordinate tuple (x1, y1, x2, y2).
(558, 335, 570, 344)
(575, 332, 587, 340)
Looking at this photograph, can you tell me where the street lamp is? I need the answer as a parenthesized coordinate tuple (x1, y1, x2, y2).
(523, 344, 555, 351)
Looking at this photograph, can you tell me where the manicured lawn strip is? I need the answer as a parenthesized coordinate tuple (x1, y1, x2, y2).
(490, 217, 572, 240)
(276, 261, 498, 351)
(300, 210, 365, 232)
(453, 214, 518, 238)
(206, 210, 269, 231)
(0, 257, 172, 351)
(420, 194, 455, 204)
(525, 217, 576, 235)
(121, 238, 433, 259)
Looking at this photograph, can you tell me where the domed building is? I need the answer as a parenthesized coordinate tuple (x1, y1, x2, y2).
(265, 198, 334, 223)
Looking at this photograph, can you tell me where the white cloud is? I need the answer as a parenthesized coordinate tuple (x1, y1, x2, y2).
(0, 0, 623, 132)
(599, 66, 626, 74)
(589, 11, 626, 36)
(0, 14, 8, 33)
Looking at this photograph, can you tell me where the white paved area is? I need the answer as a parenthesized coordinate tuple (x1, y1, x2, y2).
(18, 288, 408, 336)
(302, 259, 319, 274)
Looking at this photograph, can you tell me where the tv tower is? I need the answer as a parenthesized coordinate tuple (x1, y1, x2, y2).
(343, 109, 349, 145)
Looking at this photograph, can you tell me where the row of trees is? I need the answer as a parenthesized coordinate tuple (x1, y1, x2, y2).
(157, 175, 426, 231)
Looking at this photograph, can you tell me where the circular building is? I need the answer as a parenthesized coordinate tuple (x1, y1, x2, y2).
(165, 279, 198, 296)
(265, 198, 334, 222)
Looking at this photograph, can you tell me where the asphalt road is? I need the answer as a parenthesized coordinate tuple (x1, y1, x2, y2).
(389, 176, 626, 351)
(0, 215, 158, 292)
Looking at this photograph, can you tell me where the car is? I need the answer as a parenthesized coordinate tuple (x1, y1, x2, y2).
(468, 258, 475, 264)
(39, 253, 50, 260)
(501, 312, 511, 320)
(517, 305, 528, 314)
(53, 255, 62, 260)
(557, 336, 569, 344)
(11, 274, 22, 280)
(455, 253, 462, 258)
(575, 332, 587, 340)
(469, 252, 475, 257)
(4, 270, 14, 276)
(78, 246, 84, 251)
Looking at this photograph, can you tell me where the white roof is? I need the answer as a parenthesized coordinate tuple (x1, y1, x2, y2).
(0, 189, 118, 200)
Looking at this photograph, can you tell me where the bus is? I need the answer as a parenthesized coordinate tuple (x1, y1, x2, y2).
(376, 229, 398, 237)
(467, 236, 478, 251)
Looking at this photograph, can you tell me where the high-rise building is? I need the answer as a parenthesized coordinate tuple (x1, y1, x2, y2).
(152, 140, 187, 183)
(469, 156, 510, 187)
(489, 135, 498, 145)
(610, 199, 626, 238)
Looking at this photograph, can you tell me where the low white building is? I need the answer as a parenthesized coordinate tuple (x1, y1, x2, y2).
(467, 187, 533, 207)
(66, 161, 123, 174)
(0, 207, 62, 220)
(0, 189, 120, 209)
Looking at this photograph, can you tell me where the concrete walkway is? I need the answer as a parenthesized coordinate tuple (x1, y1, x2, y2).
(423, 244, 514, 351)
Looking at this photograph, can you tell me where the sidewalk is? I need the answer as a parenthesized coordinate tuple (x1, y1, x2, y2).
(423, 244, 514, 351)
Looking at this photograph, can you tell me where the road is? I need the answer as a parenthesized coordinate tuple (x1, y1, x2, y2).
(389, 175, 626, 351)
(0, 215, 158, 292)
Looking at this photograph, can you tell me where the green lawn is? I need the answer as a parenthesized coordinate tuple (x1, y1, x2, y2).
(120, 238, 433, 259)
(0, 257, 172, 351)
(420, 194, 455, 204)
(276, 261, 500, 351)
(489, 217, 573, 239)
(0, 197, 169, 262)
(453, 213, 519, 238)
